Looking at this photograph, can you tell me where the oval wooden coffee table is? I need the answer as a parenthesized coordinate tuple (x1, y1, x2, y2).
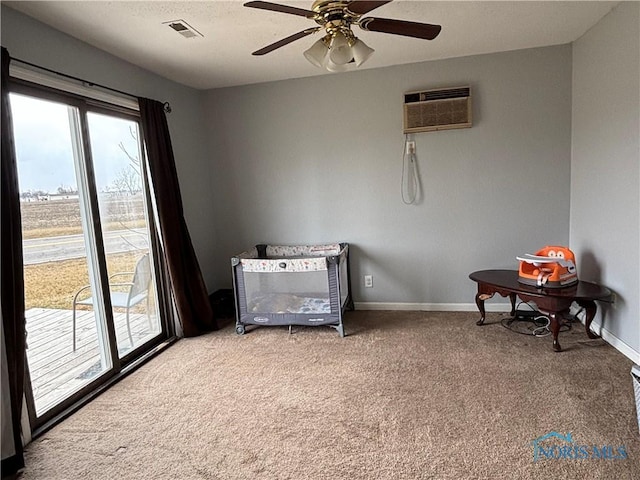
(469, 269, 612, 352)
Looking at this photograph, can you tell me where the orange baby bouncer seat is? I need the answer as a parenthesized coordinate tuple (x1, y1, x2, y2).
(516, 246, 578, 288)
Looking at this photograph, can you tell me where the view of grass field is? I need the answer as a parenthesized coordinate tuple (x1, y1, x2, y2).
(21, 196, 147, 310)
(24, 253, 139, 310)
(21, 196, 146, 239)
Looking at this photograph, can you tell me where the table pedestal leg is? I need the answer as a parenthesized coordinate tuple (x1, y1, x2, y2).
(549, 312, 562, 352)
(475, 292, 492, 326)
(577, 299, 600, 339)
(509, 293, 516, 317)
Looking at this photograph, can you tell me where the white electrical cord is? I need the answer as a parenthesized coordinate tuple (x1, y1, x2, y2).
(401, 134, 418, 205)
(501, 301, 552, 337)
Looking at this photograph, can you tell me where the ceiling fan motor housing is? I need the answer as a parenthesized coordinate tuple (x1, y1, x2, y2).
(312, 0, 360, 41)
(312, 0, 359, 18)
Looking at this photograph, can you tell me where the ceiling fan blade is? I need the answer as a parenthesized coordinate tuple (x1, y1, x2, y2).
(359, 17, 442, 40)
(252, 28, 320, 55)
(347, 1, 393, 16)
(244, 1, 315, 18)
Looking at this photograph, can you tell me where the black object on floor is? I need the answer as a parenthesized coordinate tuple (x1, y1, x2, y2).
(209, 289, 235, 327)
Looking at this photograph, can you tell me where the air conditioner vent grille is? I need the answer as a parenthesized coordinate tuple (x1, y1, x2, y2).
(403, 86, 472, 133)
(404, 87, 470, 103)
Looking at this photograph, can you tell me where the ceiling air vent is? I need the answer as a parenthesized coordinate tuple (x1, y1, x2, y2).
(403, 86, 472, 133)
(164, 20, 203, 39)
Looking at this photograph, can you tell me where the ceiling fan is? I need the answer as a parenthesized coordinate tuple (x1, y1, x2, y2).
(244, 0, 442, 72)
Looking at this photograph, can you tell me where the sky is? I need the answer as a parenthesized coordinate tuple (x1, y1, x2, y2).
(9, 93, 140, 194)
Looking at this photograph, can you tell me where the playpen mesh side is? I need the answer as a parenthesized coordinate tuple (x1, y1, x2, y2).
(242, 269, 330, 314)
(328, 261, 341, 314)
(339, 258, 349, 308)
(231, 243, 350, 331)
(234, 264, 249, 318)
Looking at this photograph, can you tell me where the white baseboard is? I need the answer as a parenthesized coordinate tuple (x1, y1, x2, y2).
(354, 302, 512, 312)
(586, 322, 640, 365)
(353, 302, 640, 364)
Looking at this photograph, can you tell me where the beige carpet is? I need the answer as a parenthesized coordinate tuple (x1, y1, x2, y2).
(19, 311, 640, 479)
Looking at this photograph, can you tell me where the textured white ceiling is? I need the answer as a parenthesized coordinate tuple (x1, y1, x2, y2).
(5, 1, 617, 90)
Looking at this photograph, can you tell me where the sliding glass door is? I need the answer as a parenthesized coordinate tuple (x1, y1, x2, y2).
(9, 83, 169, 424)
(87, 111, 162, 356)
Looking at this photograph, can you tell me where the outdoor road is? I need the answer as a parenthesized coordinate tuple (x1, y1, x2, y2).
(23, 229, 148, 265)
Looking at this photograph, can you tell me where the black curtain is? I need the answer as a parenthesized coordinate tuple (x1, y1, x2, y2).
(138, 98, 216, 336)
(1, 46, 26, 473)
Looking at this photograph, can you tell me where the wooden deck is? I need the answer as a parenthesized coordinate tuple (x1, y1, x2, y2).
(25, 307, 159, 416)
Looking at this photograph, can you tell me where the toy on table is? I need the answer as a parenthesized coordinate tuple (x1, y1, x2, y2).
(516, 246, 578, 288)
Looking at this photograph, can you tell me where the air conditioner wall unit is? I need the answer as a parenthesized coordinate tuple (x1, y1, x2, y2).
(403, 86, 472, 133)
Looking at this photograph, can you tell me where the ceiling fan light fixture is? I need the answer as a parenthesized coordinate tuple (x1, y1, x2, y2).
(328, 31, 353, 65)
(324, 58, 350, 73)
(351, 38, 374, 66)
(303, 38, 329, 67)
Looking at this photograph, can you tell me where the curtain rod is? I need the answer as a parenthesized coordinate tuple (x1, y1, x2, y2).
(10, 56, 172, 113)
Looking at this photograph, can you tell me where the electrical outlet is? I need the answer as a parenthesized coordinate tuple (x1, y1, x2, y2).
(364, 275, 373, 288)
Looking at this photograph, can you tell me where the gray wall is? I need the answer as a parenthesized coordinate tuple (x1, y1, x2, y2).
(0, 5, 220, 290)
(205, 45, 573, 306)
(571, 2, 640, 357)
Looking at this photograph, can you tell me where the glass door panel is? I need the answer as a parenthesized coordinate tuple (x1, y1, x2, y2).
(10, 93, 112, 416)
(86, 112, 162, 357)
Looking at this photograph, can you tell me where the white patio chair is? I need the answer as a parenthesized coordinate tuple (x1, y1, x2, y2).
(72, 253, 152, 351)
